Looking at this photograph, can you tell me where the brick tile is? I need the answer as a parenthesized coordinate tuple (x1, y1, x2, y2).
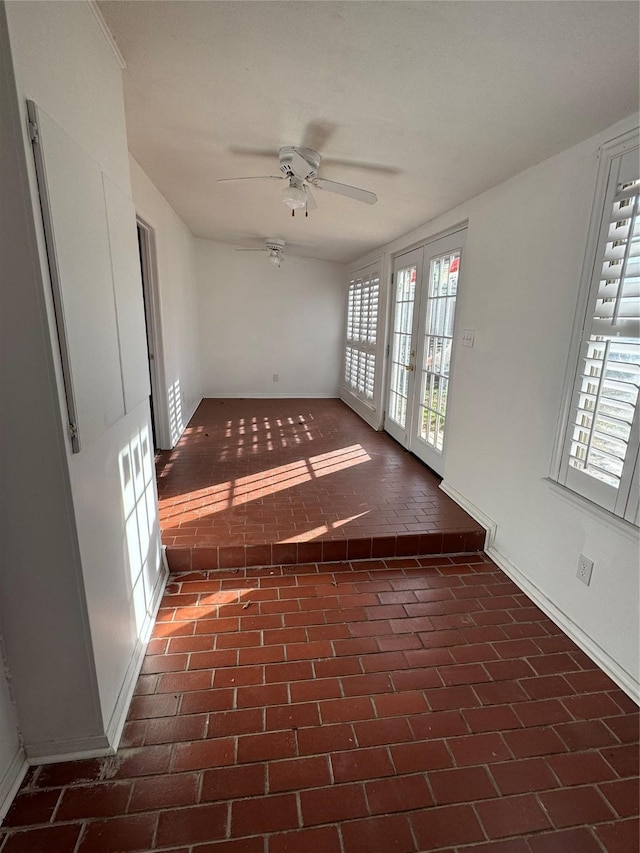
(447, 732, 511, 765)
(155, 803, 227, 846)
(201, 764, 266, 801)
(2, 790, 61, 827)
(513, 698, 572, 727)
(300, 782, 368, 825)
(503, 727, 568, 758)
(474, 680, 529, 705)
(290, 677, 341, 702)
(601, 743, 640, 777)
(373, 690, 427, 717)
(341, 813, 415, 853)
(476, 793, 551, 837)
(562, 692, 622, 720)
(179, 687, 235, 714)
(490, 757, 559, 795)
(539, 785, 616, 827)
(594, 818, 640, 853)
(109, 745, 173, 778)
(604, 714, 640, 743)
(599, 778, 640, 817)
(231, 793, 298, 835)
(128, 773, 199, 811)
(331, 746, 394, 783)
(196, 837, 264, 852)
(425, 685, 481, 711)
(462, 704, 522, 732)
(411, 803, 485, 849)
(145, 713, 207, 744)
(264, 661, 314, 684)
(128, 692, 180, 719)
(237, 729, 296, 763)
(297, 723, 357, 755)
(320, 696, 375, 724)
(207, 707, 263, 738)
(268, 825, 341, 853)
(390, 739, 453, 773)
(2, 825, 83, 853)
(547, 751, 617, 786)
(354, 716, 414, 747)
(265, 700, 320, 730)
(409, 710, 468, 739)
(172, 737, 235, 771)
(236, 683, 289, 709)
(78, 814, 157, 852)
(56, 782, 132, 820)
(341, 671, 392, 696)
(429, 766, 497, 804)
(269, 755, 331, 792)
(527, 827, 604, 853)
(365, 773, 433, 814)
(554, 719, 618, 750)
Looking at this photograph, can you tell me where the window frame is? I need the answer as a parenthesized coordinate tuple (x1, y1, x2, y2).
(551, 127, 640, 526)
(343, 263, 381, 404)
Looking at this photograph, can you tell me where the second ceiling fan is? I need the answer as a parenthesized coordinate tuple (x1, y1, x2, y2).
(218, 146, 378, 215)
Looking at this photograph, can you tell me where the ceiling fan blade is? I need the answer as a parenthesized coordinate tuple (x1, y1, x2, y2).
(301, 120, 338, 154)
(217, 175, 282, 183)
(235, 248, 267, 252)
(312, 178, 377, 205)
(304, 186, 317, 210)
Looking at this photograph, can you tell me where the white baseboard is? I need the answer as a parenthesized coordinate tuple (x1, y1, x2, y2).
(105, 560, 169, 752)
(25, 734, 113, 765)
(201, 392, 339, 399)
(339, 389, 383, 431)
(487, 545, 639, 704)
(439, 480, 495, 548)
(439, 480, 639, 705)
(0, 748, 28, 822)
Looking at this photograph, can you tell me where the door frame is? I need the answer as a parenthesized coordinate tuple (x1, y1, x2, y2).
(384, 226, 467, 476)
(136, 216, 168, 450)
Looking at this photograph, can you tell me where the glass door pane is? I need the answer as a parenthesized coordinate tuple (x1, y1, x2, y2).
(409, 230, 466, 475)
(385, 249, 422, 446)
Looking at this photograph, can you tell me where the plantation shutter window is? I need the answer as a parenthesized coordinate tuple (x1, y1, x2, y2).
(558, 140, 640, 524)
(344, 267, 380, 402)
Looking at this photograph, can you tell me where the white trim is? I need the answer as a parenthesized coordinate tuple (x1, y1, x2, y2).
(0, 749, 28, 823)
(25, 734, 113, 764)
(104, 561, 168, 751)
(339, 386, 382, 430)
(439, 480, 494, 548)
(544, 477, 640, 542)
(203, 392, 338, 399)
(136, 217, 170, 450)
(487, 544, 639, 705)
(87, 1, 126, 69)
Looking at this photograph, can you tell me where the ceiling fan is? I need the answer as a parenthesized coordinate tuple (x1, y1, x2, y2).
(218, 146, 378, 216)
(236, 237, 286, 267)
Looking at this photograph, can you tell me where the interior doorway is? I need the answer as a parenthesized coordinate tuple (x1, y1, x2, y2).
(136, 217, 163, 450)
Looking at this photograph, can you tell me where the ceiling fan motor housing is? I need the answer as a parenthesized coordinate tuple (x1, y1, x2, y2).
(265, 238, 285, 253)
(278, 146, 320, 181)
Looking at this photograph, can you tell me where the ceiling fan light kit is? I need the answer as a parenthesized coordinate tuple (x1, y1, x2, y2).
(236, 237, 285, 268)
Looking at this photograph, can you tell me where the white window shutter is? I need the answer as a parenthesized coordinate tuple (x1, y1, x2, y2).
(344, 266, 381, 402)
(559, 142, 640, 523)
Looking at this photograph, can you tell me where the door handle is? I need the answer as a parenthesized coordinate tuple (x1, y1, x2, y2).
(405, 364, 415, 371)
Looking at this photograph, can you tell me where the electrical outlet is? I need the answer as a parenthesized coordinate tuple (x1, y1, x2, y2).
(461, 329, 475, 347)
(272, 373, 279, 382)
(577, 554, 594, 586)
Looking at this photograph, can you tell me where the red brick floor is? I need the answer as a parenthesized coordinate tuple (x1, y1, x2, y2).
(2, 556, 638, 851)
(156, 399, 485, 571)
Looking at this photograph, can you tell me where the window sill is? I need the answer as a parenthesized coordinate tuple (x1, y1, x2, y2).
(544, 478, 639, 541)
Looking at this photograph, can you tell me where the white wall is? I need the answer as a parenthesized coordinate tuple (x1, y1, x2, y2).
(2, 0, 166, 765)
(196, 240, 345, 397)
(129, 156, 202, 447)
(350, 115, 640, 699)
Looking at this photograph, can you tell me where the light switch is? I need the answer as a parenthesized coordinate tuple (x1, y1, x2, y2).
(461, 329, 475, 347)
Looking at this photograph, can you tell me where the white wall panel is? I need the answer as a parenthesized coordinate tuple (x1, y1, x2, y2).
(37, 107, 125, 446)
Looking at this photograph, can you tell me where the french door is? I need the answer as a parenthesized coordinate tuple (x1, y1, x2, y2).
(385, 229, 466, 475)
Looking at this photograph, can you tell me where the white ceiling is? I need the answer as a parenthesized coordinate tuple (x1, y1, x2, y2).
(99, 1, 639, 264)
